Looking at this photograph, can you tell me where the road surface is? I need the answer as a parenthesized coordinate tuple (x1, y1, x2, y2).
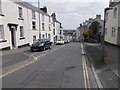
(2, 43, 97, 88)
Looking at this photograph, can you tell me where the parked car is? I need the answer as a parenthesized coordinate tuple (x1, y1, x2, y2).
(30, 39, 51, 52)
(64, 39, 68, 44)
(56, 39, 64, 45)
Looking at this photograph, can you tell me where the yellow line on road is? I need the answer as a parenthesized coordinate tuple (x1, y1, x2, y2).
(82, 56, 87, 89)
(81, 43, 91, 89)
(0, 60, 36, 78)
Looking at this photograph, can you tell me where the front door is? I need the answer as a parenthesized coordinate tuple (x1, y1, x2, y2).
(11, 27, 16, 49)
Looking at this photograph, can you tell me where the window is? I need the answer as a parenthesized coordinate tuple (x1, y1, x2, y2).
(49, 17, 51, 23)
(112, 27, 116, 37)
(32, 21, 36, 30)
(33, 36, 36, 42)
(53, 22, 55, 27)
(42, 34, 45, 39)
(18, 7, 23, 19)
(0, 0, 2, 14)
(48, 34, 51, 40)
(42, 23, 45, 31)
(113, 8, 117, 18)
(46, 33, 47, 38)
(42, 14, 44, 21)
(49, 24, 51, 31)
(0, 25, 4, 41)
(32, 10, 36, 19)
(20, 26, 24, 38)
(105, 28, 107, 35)
(53, 29, 55, 35)
(60, 30, 62, 35)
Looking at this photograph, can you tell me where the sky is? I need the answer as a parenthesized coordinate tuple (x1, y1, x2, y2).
(23, 0, 110, 30)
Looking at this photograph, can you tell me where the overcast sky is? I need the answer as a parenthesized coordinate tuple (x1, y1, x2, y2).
(24, 0, 109, 29)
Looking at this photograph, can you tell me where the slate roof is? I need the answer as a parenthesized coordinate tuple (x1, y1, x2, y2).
(9, 0, 50, 17)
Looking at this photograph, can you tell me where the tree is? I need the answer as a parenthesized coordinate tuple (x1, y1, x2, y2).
(89, 21, 100, 34)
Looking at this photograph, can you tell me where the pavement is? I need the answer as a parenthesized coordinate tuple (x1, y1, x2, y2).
(84, 42, 119, 88)
(1, 42, 98, 88)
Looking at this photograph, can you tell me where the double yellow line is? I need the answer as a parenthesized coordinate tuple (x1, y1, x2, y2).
(82, 55, 91, 89)
(81, 43, 90, 89)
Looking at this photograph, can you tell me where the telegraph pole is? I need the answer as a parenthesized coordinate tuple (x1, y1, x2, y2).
(38, 0, 41, 39)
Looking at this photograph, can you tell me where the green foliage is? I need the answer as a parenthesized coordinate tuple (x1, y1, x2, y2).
(89, 21, 100, 34)
(83, 29, 94, 36)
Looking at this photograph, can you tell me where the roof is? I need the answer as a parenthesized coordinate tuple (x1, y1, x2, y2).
(110, 1, 120, 7)
(9, 0, 50, 17)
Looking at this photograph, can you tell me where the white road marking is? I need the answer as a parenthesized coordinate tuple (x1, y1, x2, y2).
(0, 45, 66, 78)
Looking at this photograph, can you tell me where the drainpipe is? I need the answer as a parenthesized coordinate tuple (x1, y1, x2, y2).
(38, 0, 41, 39)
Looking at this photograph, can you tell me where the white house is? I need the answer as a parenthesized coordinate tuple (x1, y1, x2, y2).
(0, 0, 62, 50)
(105, 0, 120, 46)
(51, 13, 63, 43)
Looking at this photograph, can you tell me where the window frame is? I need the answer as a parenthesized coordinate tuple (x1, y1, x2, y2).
(0, 25, 5, 41)
(18, 7, 23, 19)
(42, 23, 45, 31)
(113, 8, 117, 18)
(32, 10, 36, 19)
(20, 26, 24, 38)
(32, 21, 36, 30)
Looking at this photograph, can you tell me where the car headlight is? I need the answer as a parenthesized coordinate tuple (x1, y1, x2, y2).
(39, 43, 44, 46)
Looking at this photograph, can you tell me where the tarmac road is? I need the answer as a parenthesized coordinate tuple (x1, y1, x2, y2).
(2, 43, 97, 88)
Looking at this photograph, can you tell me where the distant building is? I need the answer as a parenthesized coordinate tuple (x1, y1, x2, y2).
(63, 30, 76, 41)
(77, 15, 104, 42)
(105, 0, 120, 46)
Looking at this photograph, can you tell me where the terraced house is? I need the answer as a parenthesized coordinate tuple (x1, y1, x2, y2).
(105, 0, 120, 46)
(0, 0, 63, 50)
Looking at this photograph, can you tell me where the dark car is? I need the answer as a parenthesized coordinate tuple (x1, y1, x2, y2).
(30, 39, 52, 52)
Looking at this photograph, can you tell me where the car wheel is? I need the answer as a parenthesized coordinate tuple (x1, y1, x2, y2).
(49, 46, 51, 49)
(43, 46, 46, 51)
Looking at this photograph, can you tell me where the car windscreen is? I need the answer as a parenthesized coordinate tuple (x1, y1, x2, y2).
(34, 40, 45, 44)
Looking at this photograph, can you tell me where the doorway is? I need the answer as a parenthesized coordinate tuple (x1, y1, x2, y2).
(11, 27, 16, 49)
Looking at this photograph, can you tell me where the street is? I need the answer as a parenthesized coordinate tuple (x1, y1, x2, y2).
(2, 43, 97, 88)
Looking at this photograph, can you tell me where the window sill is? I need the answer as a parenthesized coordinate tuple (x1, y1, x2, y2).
(0, 40, 7, 43)
(20, 37, 25, 40)
(18, 18, 24, 20)
(32, 18, 36, 20)
(33, 29, 37, 30)
(0, 14, 5, 16)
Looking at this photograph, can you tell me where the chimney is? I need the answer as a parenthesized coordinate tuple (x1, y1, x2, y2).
(80, 24, 82, 27)
(51, 13, 56, 21)
(96, 14, 101, 19)
(40, 6, 47, 13)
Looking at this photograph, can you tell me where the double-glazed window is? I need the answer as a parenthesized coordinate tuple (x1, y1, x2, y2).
(53, 29, 55, 35)
(112, 27, 116, 37)
(18, 7, 23, 19)
(48, 34, 51, 40)
(32, 21, 36, 30)
(33, 36, 36, 42)
(49, 24, 51, 31)
(53, 22, 55, 27)
(0, 0, 2, 14)
(42, 14, 44, 21)
(42, 34, 45, 39)
(113, 8, 117, 18)
(42, 23, 45, 31)
(32, 10, 36, 19)
(60, 30, 62, 35)
(0, 25, 4, 41)
(20, 26, 24, 38)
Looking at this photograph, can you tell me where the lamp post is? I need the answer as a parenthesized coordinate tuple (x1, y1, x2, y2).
(102, 7, 113, 62)
(38, 0, 41, 39)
